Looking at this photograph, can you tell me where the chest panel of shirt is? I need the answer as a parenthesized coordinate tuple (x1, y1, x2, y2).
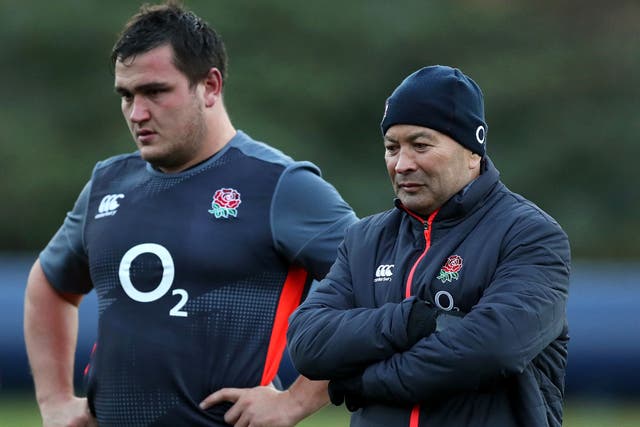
(87, 153, 286, 284)
(79, 143, 313, 425)
(83, 153, 289, 355)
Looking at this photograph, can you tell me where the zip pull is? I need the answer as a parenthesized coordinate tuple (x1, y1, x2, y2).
(424, 209, 438, 232)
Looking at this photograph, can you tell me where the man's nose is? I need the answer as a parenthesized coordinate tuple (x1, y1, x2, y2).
(395, 148, 416, 174)
(129, 97, 151, 123)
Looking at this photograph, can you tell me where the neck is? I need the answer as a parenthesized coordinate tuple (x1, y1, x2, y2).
(204, 100, 236, 153)
(156, 107, 236, 174)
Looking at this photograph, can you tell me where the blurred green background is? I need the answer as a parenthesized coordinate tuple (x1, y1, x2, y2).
(1, 0, 639, 425)
(2, 0, 639, 259)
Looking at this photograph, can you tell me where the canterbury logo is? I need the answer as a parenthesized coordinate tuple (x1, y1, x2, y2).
(95, 194, 125, 219)
(374, 264, 394, 283)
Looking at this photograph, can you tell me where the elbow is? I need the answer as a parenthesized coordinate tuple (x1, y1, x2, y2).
(448, 336, 530, 382)
(451, 349, 527, 388)
(287, 311, 337, 380)
(287, 332, 327, 380)
(488, 347, 529, 377)
(287, 312, 319, 379)
(289, 343, 327, 380)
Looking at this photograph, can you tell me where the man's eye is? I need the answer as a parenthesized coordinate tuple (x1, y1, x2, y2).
(146, 88, 166, 98)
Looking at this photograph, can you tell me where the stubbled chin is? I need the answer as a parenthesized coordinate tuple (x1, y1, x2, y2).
(397, 191, 430, 211)
(138, 146, 166, 164)
(396, 193, 418, 206)
(397, 187, 423, 198)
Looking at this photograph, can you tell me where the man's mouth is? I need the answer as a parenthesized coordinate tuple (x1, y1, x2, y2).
(135, 129, 157, 143)
(398, 182, 421, 188)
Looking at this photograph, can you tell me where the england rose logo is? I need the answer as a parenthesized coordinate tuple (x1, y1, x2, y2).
(436, 255, 463, 283)
(209, 188, 241, 219)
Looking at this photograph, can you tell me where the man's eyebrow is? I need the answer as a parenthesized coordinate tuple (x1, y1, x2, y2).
(114, 86, 130, 96)
(114, 82, 170, 95)
(384, 135, 398, 143)
(384, 130, 437, 143)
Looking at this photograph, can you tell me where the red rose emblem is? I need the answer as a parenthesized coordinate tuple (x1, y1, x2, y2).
(442, 255, 463, 273)
(214, 188, 241, 209)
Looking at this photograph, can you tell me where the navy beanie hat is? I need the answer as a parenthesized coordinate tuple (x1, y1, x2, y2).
(381, 65, 488, 156)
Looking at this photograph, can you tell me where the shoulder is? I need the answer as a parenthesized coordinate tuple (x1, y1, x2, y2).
(93, 151, 142, 174)
(272, 163, 355, 228)
(498, 187, 565, 231)
(345, 209, 399, 240)
(230, 130, 303, 168)
(492, 186, 569, 252)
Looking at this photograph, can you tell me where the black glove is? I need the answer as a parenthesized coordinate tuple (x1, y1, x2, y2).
(406, 299, 440, 346)
(328, 375, 365, 412)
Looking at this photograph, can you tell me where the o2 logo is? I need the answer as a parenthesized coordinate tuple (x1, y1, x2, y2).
(434, 290, 461, 312)
(118, 243, 188, 317)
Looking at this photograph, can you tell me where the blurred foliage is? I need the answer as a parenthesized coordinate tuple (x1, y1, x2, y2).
(1, 0, 638, 259)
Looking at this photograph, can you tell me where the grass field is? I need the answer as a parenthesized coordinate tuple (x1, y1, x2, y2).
(2, 394, 639, 427)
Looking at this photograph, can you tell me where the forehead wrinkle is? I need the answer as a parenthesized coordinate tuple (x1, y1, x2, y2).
(406, 129, 437, 142)
(386, 128, 438, 143)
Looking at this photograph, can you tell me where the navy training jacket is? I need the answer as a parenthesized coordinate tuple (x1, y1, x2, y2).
(288, 157, 571, 427)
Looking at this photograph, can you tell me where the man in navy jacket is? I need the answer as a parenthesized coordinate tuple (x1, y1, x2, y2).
(287, 65, 571, 427)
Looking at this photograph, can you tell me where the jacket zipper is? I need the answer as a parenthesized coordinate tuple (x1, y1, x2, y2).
(403, 208, 438, 427)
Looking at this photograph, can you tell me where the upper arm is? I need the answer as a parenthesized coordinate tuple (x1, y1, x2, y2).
(39, 180, 93, 294)
(26, 259, 84, 308)
(271, 164, 357, 280)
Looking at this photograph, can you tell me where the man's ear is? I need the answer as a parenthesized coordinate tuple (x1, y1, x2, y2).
(469, 152, 482, 170)
(202, 67, 223, 108)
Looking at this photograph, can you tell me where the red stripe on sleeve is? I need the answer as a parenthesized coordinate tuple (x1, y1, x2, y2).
(259, 265, 308, 386)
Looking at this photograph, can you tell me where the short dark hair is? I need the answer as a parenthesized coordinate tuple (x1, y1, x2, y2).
(111, 1, 227, 87)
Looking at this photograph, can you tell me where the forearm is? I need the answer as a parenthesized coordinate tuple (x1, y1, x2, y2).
(360, 297, 567, 404)
(24, 260, 82, 407)
(283, 376, 330, 423)
(288, 298, 415, 379)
